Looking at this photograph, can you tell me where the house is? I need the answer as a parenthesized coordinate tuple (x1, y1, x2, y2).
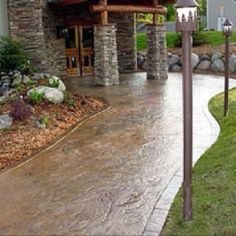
(207, 0, 236, 31)
(3, 0, 174, 86)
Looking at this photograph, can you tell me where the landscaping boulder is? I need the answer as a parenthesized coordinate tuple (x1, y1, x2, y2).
(27, 86, 64, 104)
(201, 54, 211, 61)
(211, 52, 222, 63)
(197, 60, 211, 71)
(229, 54, 236, 73)
(171, 64, 182, 72)
(44, 88, 64, 104)
(0, 76, 11, 95)
(168, 55, 180, 69)
(0, 114, 13, 130)
(211, 59, 225, 72)
(191, 53, 200, 69)
(12, 72, 22, 86)
(49, 76, 66, 92)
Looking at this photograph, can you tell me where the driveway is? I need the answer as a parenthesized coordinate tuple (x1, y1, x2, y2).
(0, 73, 235, 235)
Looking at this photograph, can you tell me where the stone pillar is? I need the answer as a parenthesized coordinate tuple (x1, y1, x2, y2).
(146, 25, 161, 80)
(158, 24, 168, 80)
(109, 13, 137, 73)
(94, 24, 119, 86)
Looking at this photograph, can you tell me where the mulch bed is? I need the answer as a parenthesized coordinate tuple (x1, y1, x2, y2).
(0, 95, 108, 171)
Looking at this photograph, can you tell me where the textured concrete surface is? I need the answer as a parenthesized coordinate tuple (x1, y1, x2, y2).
(0, 73, 235, 235)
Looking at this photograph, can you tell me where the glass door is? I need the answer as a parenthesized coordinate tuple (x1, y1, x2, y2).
(79, 26, 94, 76)
(65, 25, 94, 76)
(65, 26, 81, 76)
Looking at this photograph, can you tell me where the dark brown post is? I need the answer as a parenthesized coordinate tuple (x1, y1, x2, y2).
(224, 34, 230, 116)
(175, 0, 198, 221)
(222, 19, 233, 116)
(182, 30, 193, 220)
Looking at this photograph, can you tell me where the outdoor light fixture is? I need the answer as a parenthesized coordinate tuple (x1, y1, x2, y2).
(223, 19, 233, 116)
(175, 0, 198, 221)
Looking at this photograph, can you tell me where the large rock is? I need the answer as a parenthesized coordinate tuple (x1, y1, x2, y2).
(211, 52, 222, 63)
(168, 55, 180, 69)
(229, 54, 236, 73)
(197, 60, 211, 70)
(49, 76, 66, 92)
(191, 53, 200, 69)
(0, 114, 13, 130)
(201, 54, 211, 61)
(44, 88, 64, 104)
(171, 64, 182, 72)
(211, 59, 225, 72)
(27, 86, 64, 104)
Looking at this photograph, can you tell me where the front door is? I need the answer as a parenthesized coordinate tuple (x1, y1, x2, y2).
(65, 25, 94, 76)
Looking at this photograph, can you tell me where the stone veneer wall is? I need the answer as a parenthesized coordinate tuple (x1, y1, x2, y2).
(8, 0, 48, 72)
(42, 4, 67, 77)
(109, 13, 137, 73)
(8, 0, 66, 76)
(94, 24, 119, 86)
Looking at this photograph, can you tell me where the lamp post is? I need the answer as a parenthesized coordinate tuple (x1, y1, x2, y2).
(223, 19, 233, 116)
(175, 0, 198, 221)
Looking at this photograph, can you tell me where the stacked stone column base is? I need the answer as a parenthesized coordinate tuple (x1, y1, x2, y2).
(146, 24, 168, 80)
(158, 24, 168, 80)
(94, 24, 119, 86)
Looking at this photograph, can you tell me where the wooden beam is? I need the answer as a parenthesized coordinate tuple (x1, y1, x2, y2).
(56, 0, 87, 6)
(91, 4, 168, 15)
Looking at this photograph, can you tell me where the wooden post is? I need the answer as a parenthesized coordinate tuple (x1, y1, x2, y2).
(153, 0, 158, 25)
(100, 0, 108, 25)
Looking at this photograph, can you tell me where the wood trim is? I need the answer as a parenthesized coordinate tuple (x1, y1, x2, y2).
(91, 4, 167, 15)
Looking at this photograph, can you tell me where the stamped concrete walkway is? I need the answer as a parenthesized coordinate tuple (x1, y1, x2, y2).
(0, 73, 235, 235)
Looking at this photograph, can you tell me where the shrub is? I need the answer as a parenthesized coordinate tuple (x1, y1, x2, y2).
(39, 115, 49, 126)
(64, 91, 76, 108)
(192, 31, 207, 46)
(173, 33, 182, 47)
(0, 37, 27, 75)
(28, 90, 44, 104)
(10, 100, 33, 121)
(18, 60, 37, 76)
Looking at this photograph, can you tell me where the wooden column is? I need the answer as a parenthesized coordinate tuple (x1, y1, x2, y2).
(153, 0, 158, 25)
(100, 0, 108, 25)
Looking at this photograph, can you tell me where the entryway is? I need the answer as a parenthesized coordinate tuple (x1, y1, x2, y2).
(65, 25, 94, 77)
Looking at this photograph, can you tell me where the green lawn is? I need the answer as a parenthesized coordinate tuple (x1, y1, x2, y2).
(161, 89, 236, 236)
(137, 31, 236, 51)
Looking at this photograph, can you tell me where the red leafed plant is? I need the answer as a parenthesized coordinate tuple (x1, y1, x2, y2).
(10, 100, 33, 121)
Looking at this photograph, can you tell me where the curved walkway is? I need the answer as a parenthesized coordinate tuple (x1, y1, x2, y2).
(0, 73, 235, 235)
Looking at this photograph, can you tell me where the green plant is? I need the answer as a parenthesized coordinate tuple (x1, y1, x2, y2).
(173, 33, 182, 48)
(49, 79, 60, 88)
(0, 37, 27, 75)
(64, 91, 76, 108)
(18, 60, 37, 76)
(10, 100, 33, 121)
(39, 115, 49, 126)
(192, 31, 207, 46)
(28, 90, 44, 104)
